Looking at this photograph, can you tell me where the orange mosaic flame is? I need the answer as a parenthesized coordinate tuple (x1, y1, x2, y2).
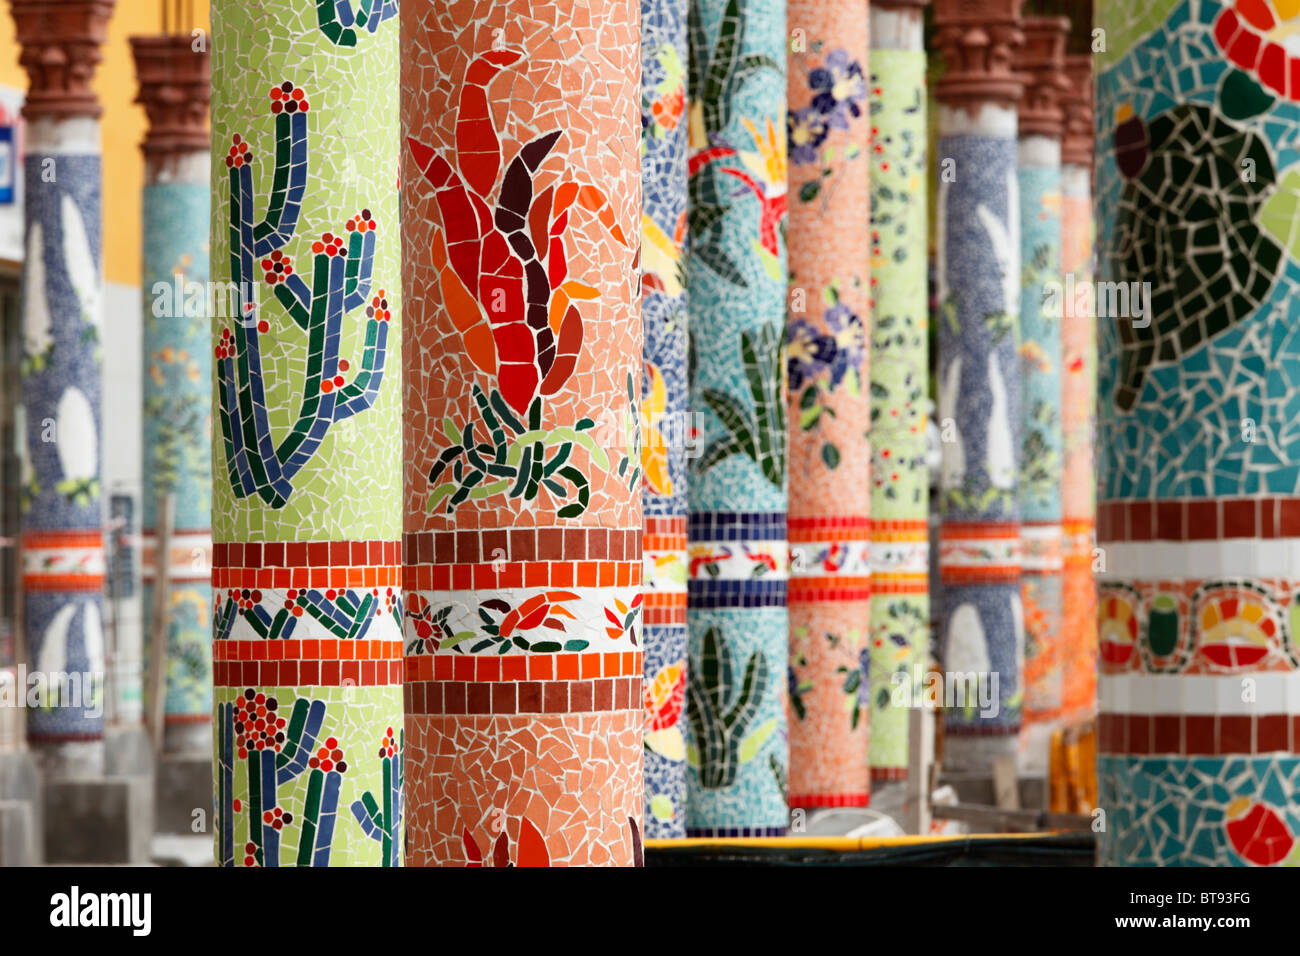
(498, 590, 580, 637)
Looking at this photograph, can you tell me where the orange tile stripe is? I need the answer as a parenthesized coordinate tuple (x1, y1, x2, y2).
(214, 639, 402, 661)
(406, 560, 640, 591)
(21, 530, 102, 548)
(871, 519, 928, 534)
(872, 575, 929, 595)
(788, 516, 873, 542)
(942, 521, 1020, 538)
(403, 650, 642, 683)
(940, 566, 1020, 583)
(644, 534, 688, 551)
(644, 591, 687, 608)
(23, 574, 105, 592)
(213, 566, 400, 590)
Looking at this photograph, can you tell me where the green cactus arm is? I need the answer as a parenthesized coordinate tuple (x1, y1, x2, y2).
(723, 648, 768, 738)
(296, 768, 325, 866)
(253, 111, 307, 251)
(701, 0, 743, 138)
(685, 672, 724, 790)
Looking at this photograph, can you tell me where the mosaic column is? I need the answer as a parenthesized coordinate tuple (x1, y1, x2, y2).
(641, 0, 691, 839)
(1058, 53, 1095, 731)
(785, 0, 871, 811)
(210, 1, 404, 867)
(685, 0, 789, 836)
(131, 35, 212, 755)
(402, 1, 644, 866)
(867, 0, 929, 784)
(1013, 16, 1069, 771)
(932, 0, 1025, 770)
(12, 0, 115, 774)
(1096, 0, 1300, 866)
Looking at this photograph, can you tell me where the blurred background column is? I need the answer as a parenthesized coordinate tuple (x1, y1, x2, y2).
(130, 27, 210, 757)
(12, 0, 115, 777)
(932, 0, 1025, 772)
(1013, 14, 1069, 773)
(867, 0, 929, 789)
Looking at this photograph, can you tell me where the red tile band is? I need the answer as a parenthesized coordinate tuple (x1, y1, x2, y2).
(787, 792, 871, 808)
(403, 527, 642, 564)
(23, 574, 105, 592)
(213, 659, 403, 687)
(405, 676, 643, 715)
(212, 539, 401, 590)
(405, 559, 640, 591)
(214, 639, 403, 661)
(1097, 497, 1300, 542)
(403, 650, 642, 683)
(872, 767, 909, 782)
(1097, 712, 1294, 756)
(787, 580, 872, 601)
(872, 576, 929, 594)
(788, 515, 873, 542)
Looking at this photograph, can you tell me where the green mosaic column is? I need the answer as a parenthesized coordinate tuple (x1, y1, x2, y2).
(867, 0, 930, 784)
(210, 0, 403, 867)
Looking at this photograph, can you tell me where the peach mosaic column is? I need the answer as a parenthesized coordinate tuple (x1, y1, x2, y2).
(1058, 54, 1095, 731)
(785, 0, 872, 811)
(210, 1, 404, 867)
(401, 1, 644, 866)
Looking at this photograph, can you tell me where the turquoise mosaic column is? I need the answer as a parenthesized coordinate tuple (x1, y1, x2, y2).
(932, 0, 1025, 771)
(1013, 16, 1069, 771)
(642, 0, 691, 839)
(211, 0, 403, 867)
(867, 0, 929, 785)
(685, 0, 790, 836)
(1096, 0, 1300, 866)
(13, 0, 116, 774)
(132, 35, 213, 755)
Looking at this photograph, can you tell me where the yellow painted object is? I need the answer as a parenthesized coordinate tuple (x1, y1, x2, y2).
(1049, 721, 1097, 815)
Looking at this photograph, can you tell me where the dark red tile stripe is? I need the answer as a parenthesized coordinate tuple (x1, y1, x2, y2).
(214, 659, 402, 687)
(1097, 497, 1300, 542)
(213, 540, 400, 569)
(405, 676, 642, 715)
(1097, 712, 1295, 755)
(403, 528, 641, 564)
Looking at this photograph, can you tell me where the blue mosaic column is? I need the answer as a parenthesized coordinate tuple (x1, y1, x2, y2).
(685, 0, 790, 836)
(13, 0, 116, 773)
(932, 0, 1025, 771)
(1013, 17, 1069, 771)
(132, 35, 213, 754)
(641, 0, 691, 839)
(1096, 0, 1300, 866)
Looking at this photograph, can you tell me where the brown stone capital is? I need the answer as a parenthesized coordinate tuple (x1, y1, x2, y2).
(1062, 54, 1094, 167)
(10, 0, 116, 121)
(1015, 16, 1071, 140)
(131, 35, 210, 159)
(932, 0, 1026, 111)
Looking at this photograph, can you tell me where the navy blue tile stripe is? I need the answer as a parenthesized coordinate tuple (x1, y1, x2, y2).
(688, 578, 787, 607)
(687, 511, 787, 542)
(685, 826, 789, 838)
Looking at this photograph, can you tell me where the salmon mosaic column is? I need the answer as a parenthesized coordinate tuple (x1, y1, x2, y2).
(1013, 16, 1069, 772)
(1058, 53, 1095, 732)
(685, 0, 789, 837)
(402, 1, 644, 866)
(1096, 0, 1300, 866)
(932, 0, 1025, 771)
(867, 0, 929, 784)
(210, 1, 404, 867)
(785, 0, 871, 811)
(131, 35, 212, 754)
(12, 0, 115, 773)
(641, 0, 692, 839)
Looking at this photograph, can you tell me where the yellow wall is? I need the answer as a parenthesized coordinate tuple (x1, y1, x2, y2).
(0, 3, 210, 286)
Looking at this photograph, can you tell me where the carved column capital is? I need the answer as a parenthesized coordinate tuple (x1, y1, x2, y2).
(1015, 16, 1071, 140)
(131, 35, 211, 159)
(932, 0, 1026, 111)
(10, 0, 116, 121)
(1062, 54, 1095, 167)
